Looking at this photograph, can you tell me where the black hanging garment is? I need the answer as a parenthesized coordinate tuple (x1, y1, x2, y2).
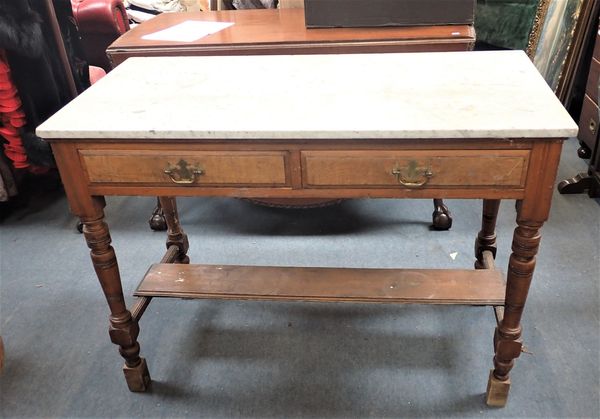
(0, 0, 89, 168)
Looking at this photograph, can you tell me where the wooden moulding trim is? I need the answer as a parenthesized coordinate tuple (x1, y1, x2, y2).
(51, 138, 538, 149)
(134, 263, 507, 306)
(87, 184, 526, 199)
(107, 38, 475, 54)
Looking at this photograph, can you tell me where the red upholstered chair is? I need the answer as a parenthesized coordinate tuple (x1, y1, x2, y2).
(70, 0, 130, 71)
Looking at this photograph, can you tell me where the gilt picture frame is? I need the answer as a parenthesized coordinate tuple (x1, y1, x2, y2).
(532, 0, 585, 98)
(477, 0, 597, 103)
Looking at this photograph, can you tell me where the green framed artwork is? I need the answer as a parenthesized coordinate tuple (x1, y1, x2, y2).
(476, 0, 597, 102)
(532, 0, 585, 94)
(475, 0, 544, 52)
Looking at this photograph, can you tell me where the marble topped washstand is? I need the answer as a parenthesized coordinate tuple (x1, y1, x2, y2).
(37, 50, 577, 407)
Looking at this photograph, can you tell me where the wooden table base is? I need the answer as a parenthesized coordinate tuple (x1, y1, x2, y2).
(81, 193, 534, 407)
(135, 194, 524, 408)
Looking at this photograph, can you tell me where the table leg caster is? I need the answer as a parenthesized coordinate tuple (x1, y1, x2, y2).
(577, 143, 591, 159)
(485, 369, 510, 407)
(432, 199, 452, 230)
(123, 358, 151, 392)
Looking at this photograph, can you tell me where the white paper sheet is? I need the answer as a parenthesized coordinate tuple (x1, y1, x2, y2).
(141, 20, 234, 42)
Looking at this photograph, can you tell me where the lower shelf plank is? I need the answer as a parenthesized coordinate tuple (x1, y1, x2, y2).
(134, 263, 506, 305)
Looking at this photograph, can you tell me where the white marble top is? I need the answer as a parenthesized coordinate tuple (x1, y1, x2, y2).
(37, 51, 578, 140)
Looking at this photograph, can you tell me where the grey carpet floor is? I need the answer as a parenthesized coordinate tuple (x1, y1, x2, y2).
(0, 138, 598, 418)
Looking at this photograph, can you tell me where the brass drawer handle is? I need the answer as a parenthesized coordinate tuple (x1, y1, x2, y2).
(164, 159, 204, 184)
(391, 160, 433, 188)
(589, 118, 596, 134)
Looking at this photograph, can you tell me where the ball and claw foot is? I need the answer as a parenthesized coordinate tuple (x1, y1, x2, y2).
(149, 207, 167, 231)
(485, 370, 510, 407)
(123, 358, 151, 392)
(432, 200, 453, 230)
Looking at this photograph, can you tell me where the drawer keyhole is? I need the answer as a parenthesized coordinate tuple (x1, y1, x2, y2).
(589, 118, 597, 135)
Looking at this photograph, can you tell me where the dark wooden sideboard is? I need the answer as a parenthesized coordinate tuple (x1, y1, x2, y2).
(559, 24, 600, 197)
(107, 9, 475, 66)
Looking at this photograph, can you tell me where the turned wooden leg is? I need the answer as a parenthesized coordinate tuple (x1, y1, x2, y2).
(149, 197, 167, 231)
(432, 198, 452, 230)
(158, 196, 190, 264)
(486, 207, 542, 407)
(475, 199, 501, 269)
(81, 200, 151, 392)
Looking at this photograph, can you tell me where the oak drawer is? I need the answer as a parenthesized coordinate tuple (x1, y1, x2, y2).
(80, 150, 289, 186)
(577, 94, 599, 151)
(302, 150, 530, 188)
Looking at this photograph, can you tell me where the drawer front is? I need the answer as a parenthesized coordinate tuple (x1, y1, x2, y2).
(302, 150, 530, 188)
(585, 57, 600, 102)
(80, 150, 289, 186)
(578, 94, 599, 151)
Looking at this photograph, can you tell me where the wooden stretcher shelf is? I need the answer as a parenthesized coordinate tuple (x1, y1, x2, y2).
(134, 263, 506, 306)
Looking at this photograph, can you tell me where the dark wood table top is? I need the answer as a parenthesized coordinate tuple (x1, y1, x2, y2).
(107, 9, 475, 64)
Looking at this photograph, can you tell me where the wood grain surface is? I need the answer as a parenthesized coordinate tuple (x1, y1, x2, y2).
(135, 263, 506, 305)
